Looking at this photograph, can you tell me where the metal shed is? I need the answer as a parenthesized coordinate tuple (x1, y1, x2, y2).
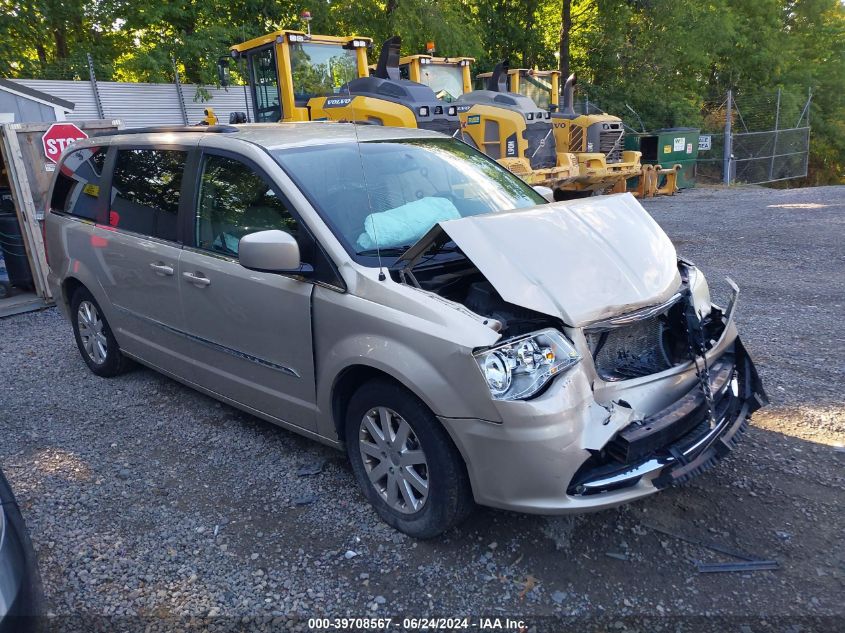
(0, 79, 74, 124)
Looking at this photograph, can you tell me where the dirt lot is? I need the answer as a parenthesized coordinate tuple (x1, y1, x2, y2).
(1, 185, 843, 631)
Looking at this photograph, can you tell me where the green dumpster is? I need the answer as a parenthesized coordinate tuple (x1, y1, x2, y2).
(625, 127, 700, 189)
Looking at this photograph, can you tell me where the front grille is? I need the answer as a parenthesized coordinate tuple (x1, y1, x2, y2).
(600, 127, 625, 163)
(523, 121, 557, 169)
(590, 314, 675, 381)
(587, 295, 725, 383)
(417, 117, 460, 136)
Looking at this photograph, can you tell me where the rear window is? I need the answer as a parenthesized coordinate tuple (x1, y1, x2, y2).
(110, 149, 187, 241)
(49, 147, 107, 220)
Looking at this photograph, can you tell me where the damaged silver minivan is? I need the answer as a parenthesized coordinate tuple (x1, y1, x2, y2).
(45, 123, 766, 538)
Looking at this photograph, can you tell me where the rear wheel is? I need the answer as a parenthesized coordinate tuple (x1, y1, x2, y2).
(345, 379, 474, 538)
(70, 287, 131, 377)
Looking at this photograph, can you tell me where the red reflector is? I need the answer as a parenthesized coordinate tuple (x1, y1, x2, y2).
(109, 210, 120, 227)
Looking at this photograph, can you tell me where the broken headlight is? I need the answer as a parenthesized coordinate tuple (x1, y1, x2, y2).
(686, 265, 712, 320)
(474, 329, 581, 401)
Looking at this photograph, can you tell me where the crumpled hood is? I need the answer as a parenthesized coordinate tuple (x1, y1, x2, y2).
(401, 193, 680, 326)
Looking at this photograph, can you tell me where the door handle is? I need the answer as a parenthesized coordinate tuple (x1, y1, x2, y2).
(149, 262, 174, 276)
(182, 271, 211, 287)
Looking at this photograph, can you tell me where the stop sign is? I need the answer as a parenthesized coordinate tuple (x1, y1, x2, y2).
(42, 123, 88, 164)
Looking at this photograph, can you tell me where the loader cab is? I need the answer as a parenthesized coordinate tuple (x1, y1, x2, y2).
(474, 68, 559, 111)
(455, 61, 557, 171)
(230, 33, 461, 134)
(398, 55, 474, 103)
(231, 31, 372, 123)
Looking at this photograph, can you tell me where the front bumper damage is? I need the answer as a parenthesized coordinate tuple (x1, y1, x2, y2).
(440, 284, 767, 515)
(568, 338, 766, 496)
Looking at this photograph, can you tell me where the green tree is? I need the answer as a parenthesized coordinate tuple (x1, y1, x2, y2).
(0, 0, 125, 79)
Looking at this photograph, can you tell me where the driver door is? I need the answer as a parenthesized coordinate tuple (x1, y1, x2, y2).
(178, 149, 317, 431)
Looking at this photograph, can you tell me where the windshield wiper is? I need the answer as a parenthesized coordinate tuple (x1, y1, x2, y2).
(356, 246, 412, 257)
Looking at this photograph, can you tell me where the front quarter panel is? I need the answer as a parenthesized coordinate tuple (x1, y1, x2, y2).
(312, 278, 503, 440)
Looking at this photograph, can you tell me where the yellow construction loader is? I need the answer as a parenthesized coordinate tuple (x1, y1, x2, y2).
(225, 33, 461, 134)
(399, 53, 474, 102)
(477, 68, 642, 194)
(399, 54, 579, 190)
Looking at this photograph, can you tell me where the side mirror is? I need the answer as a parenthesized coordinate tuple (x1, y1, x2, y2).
(239, 230, 303, 273)
(217, 57, 231, 88)
(533, 185, 555, 203)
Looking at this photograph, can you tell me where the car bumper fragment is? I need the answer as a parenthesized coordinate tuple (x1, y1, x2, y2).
(568, 339, 767, 496)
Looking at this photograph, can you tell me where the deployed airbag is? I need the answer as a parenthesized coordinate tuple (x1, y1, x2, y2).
(356, 197, 460, 250)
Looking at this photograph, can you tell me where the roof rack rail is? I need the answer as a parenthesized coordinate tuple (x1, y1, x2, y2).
(91, 124, 240, 137)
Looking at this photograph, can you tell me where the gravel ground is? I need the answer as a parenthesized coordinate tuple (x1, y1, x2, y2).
(1, 184, 844, 631)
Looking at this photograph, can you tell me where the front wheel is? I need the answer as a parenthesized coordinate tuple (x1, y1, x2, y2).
(345, 379, 474, 539)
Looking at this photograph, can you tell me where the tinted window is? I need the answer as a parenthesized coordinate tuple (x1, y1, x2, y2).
(111, 149, 186, 240)
(195, 155, 298, 258)
(50, 147, 107, 220)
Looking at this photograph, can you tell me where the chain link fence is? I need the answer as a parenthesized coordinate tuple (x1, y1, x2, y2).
(572, 83, 812, 186)
(696, 88, 812, 185)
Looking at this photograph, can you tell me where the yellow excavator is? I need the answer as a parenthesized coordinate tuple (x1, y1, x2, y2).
(224, 32, 461, 134)
(399, 54, 579, 191)
(477, 68, 642, 194)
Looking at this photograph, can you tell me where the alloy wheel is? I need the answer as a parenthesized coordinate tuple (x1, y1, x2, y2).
(358, 406, 429, 514)
(77, 300, 108, 365)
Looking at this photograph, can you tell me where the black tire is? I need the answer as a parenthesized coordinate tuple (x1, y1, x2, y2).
(345, 378, 474, 539)
(70, 287, 132, 377)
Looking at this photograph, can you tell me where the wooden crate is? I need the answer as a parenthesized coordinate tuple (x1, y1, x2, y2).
(0, 119, 121, 303)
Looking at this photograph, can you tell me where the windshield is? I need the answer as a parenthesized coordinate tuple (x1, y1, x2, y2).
(290, 42, 358, 104)
(418, 64, 465, 102)
(273, 139, 544, 264)
(518, 74, 553, 110)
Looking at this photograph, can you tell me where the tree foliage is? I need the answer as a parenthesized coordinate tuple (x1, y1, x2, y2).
(0, 0, 842, 183)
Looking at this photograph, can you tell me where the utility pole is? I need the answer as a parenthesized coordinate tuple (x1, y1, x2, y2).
(723, 89, 732, 185)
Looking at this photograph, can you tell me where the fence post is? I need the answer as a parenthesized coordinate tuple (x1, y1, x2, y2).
(807, 86, 811, 128)
(172, 58, 189, 126)
(86, 52, 105, 119)
(723, 89, 732, 185)
(769, 87, 781, 181)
